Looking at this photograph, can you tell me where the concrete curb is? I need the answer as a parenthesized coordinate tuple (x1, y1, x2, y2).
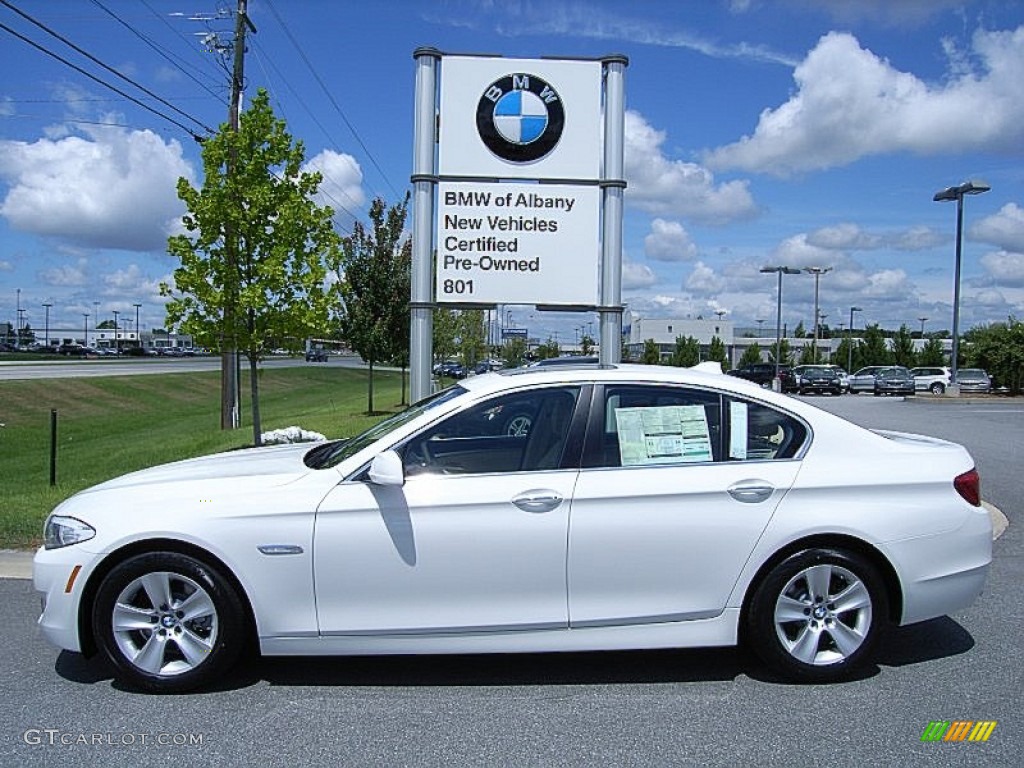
(1, 503, 1011, 580)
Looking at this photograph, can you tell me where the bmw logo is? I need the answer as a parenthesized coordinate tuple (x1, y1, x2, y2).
(476, 73, 565, 163)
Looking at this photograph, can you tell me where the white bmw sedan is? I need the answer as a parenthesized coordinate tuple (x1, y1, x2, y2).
(34, 364, 991, 692)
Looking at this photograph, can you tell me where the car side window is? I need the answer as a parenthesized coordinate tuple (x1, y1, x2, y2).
(583, 385, 722, 468)
(401, 387, 580, 475)
(727, 398, 808, 460)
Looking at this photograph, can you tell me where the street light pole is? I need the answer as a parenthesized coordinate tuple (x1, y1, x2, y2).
(83, 314, 89, 347)
(918, 316, 928, 337)
(761, 266, 800, 389)
(934, 180, 990, 391)
(112, 310, 120, 356)
(848, 306, 862, 373)
(804, 267, 832, 364)
(42, 302, 52, 348)
(133, 303, 142, 351)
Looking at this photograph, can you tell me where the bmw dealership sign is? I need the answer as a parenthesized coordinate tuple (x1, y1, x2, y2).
(437, 56, 603, 305)
(409, 49, 626, 400)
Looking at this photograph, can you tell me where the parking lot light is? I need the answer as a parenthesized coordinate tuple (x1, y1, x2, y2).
(933, 180, 990, 391)
(761, 266, 800, 389)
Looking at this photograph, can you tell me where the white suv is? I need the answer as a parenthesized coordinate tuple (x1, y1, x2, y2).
(911, 366, 952, 394)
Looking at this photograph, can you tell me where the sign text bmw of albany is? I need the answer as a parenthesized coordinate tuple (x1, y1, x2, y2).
(437, 181, 599, 305)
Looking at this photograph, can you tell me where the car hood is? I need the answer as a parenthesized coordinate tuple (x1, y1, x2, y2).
(82, 442, 320, 494)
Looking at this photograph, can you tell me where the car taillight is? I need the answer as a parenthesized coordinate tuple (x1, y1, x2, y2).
(954, 468, 981, 507)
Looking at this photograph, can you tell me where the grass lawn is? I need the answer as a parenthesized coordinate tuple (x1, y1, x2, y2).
(0, 365, 405, 549)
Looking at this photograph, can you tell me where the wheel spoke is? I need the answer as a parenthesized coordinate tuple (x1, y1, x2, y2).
(787, 624, 821, 664)
(113, 602, 157, 632)
(803, 565, 832, 602)
(177, 588, 216, 622)
(831, 580, 871, 614)
(132, 631, 168, 674)
(827, 619, 866, 658)
(139, 572, 173, 610)
(175, 627, 214, 666)
(775, 594, 810, 623)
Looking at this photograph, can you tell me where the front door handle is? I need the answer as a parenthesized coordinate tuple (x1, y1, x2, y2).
(512, 491, 563, 513)
(727, 482, 775, 504)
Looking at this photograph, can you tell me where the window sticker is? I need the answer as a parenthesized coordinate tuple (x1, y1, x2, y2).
(729, 401, 748, 460)
(614, 405, 712, 466)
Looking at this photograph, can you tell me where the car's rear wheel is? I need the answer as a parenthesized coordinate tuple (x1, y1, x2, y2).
(930, 382, 945, 394)
(746, 548, 888, 683)
(93, 551, 246, 693)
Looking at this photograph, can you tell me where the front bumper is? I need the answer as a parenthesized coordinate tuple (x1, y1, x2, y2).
(33, 545, 100, 654)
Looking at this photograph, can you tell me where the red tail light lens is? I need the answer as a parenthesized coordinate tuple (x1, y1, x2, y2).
(954, 468, 981, 507)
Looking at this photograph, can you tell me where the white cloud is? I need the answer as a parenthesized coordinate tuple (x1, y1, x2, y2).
(685, 261, 727, 294)
(972, 203, 1024, 253)
(622, 260, 659, 289)
(643, 218, 698, 261)
(302, 150, 365, 223)
(892, 226, 946, 251)
(625, 111, 758, 224)
(39, 259, 89, 287)
(771, 234, 838, 267)
(980, 250, 1024, 287)
(0, 125, 193, 251)
(864, 268, 912, 298)
(807, 223, 882, 251)
(705, 27, 1024, 175)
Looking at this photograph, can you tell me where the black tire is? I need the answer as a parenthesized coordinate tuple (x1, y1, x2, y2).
(930, 382, 945, 395)
(745, 548, 888, 683)
(92, 551, 247, 693)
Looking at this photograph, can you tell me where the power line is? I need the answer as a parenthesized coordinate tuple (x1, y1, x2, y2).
(0, 19, 206, 141)
(0, 0, 215, 135)
(90, 0, 226, 107)
(263, 0, 401, 201)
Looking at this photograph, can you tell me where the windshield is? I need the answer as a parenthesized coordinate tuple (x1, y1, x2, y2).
(305, 385, 467, 469)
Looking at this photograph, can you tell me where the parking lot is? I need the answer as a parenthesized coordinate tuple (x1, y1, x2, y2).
(2, 394, 1020, 767)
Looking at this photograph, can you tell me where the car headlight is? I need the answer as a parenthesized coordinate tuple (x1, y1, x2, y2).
(43, 515, 96, 550)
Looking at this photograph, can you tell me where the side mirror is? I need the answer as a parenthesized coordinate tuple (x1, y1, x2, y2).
(368, 450, 405, 487)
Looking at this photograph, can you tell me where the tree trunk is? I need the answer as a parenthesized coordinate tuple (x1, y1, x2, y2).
(401, 364, 407, 405)
(367, 359, 375, 414)
(250, 353, 262, 446)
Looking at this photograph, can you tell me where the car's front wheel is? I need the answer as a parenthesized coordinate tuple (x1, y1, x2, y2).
(930, 382, 945, 394)
(745, 548, 888, 683)
(92, 551, 247, 693)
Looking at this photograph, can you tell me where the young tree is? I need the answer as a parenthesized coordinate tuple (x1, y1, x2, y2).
(333, 195, 411, 414)
(798, 343, 817, 365)
(859, 324, 891, 366)
(535, 338, 560, 360)
(965, 317, 1024, 394)
(793, 321, 806, 338)
(707, 335, 728, 365)
(669, 335, 700, 367)
(432, 308, 460, 367)
(768, 338, 794, 366)
(457, 310, 487, 368)
(891, 324, 917, 367)
(642, 338, 662, 364)
(580, 334, 596, 357)
(165, 89, 341, 445)
(918, 337, 946, 366)
(738, 342, 763, 368)
(502, 336, 528, 368)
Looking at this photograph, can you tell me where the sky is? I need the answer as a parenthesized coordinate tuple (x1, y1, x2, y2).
(1, 0, 1023, 345)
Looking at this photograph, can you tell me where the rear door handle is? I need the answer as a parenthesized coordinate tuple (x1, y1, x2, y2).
(512, 491, 563, 513)
(727, 482, 775, 504)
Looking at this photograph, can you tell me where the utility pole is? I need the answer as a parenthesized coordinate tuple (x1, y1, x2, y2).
(219, 0, 254, 429)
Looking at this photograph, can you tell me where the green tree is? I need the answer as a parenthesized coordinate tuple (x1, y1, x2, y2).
(798, 343, 817, 365)
(535, 337, 560, 360)
(738, 342, 763, 368)
(580, 334, 596, 356)
(965, 317, 1024, 394)
(502, 336, 527, 368)
(768, 338, 794, 366)
(707, 335, 727, 365)
(641, 338, 661, 364)
(793, 321, 806, 338)
(669, 335, 700, 367)
(859, 324, 891, 366)
(918, 337, 946, 366)
(833, 337, 856, 371)
(433, 308, 460, 366)
(890, 324, 917, 367)
(165, 89, 341, 444)
(457, 310, 487, 368)
(334, 195, 411, 414)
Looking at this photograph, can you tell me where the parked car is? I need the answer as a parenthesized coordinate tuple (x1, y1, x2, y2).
(910, 366, 952, 395)
(848, 366, 885, 393)
(305, 347, 328, 362)
(34, 364, 991, 692)
(726, 363, 797, 392)
(792, 365, 844, 396)
(823, 365, 850, 392)
(873, 366, 915, 396)
(956, 368, 992, 393)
